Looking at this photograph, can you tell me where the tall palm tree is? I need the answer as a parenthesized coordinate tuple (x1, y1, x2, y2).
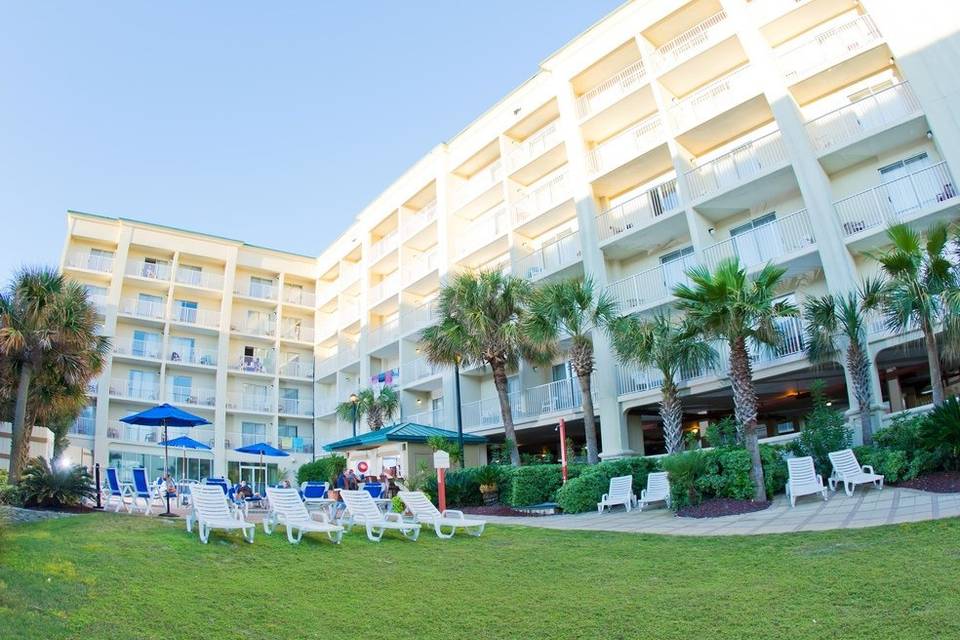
(673, 258, 797, 502)
(525, 277, 617, 464)
(609, 313, 717, 454)
(0, 268, 109, 482)
(803, 278, 885, 445)
(869, 223, 960, 406)
(336, 385, 400, 432)
(422, 270, 553, 466)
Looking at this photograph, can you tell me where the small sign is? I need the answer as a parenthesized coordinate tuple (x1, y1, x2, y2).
(433, 450, 450, 469)
(357, 460, 369, 474)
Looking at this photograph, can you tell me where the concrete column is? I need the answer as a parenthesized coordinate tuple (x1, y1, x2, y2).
(214, 249, 239, 477)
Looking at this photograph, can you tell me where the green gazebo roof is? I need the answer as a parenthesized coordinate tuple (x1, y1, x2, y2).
(323, 422, 487, 452)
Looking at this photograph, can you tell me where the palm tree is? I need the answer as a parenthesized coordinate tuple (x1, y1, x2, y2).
(673, 258, 798, 502)
(803, 278, 885, 445)
(525, 277, 617, 464)
(869, 223, 960, 406)
(0, 268, 109, 483)
(422, 270, 553, 466)
(336, 385, 400, 432)
(609, 313, 717, 454)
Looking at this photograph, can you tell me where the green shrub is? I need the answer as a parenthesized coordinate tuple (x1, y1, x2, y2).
(875, 413, 926, 452)
(661, 450, 708, 509)
(296, 455, 347, 486)
(391, 495, 404, 513)
(503, 465, 564, 506)
(0, 483, 21, 506)
(790, 385, 852, 476)
(853, 445, 910, 484)
(696, 448, 753, 501)
(554, 457, 659, 513)
(18, 458, 96, 508)
(706, 416, 740, 448)
(919, 397, 960, 470)
(760, 445, 788, 498)
(424, 469, 484, 507)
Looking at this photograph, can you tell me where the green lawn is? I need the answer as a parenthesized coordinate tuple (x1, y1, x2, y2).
(1, 513, 959, 639)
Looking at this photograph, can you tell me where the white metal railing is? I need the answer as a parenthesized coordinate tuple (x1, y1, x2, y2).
(655, 10, 730, 71)
(512, 171, 570, 228)
(316, 397, 338, 416)
(88, 294, 109, 315)
(175, 267, 224, 290)
(338, 298, 361, 325)
(111, 421, 214, 447)
(453, 160, 504, 211)
(779, 14, 882, 83)
(279, 433, 315, 454)
(229, 352, 276, 375)
(168, 346, 218, 367)
(404, 356, 443, 382)
(279, 359, 314, 379)
(316, 317, 337, 339)
(515, 231, 582, 280)
(86, 380, 99, 395)
(403, 200, 438, 240)
(805, 82, 921, 153)
(596, 178, 680, 243)
(65, 250, 114, 273)
(225, 391, 275, 413)
(170, 305, 221, 328)
(670, 65, 757, 133)
(586, 114, 664, 176)
(506, 122, 562, 172)
(685, 129, 789, 200)
(234, 279, 278, 301)
(368, 318, 400, 349)
(458, 207, 509, 258)
(231, 317, 276, 338)
(109, 378, 160, 402)
(701, 210, 815, 271)
(70, 416, 96, 436)
(461, 394, 516, 431)
(403, 250, 439, 285)
(283, 287, 316, 308)
(118, 297, 165, 320)
(576, 59, 647, 120)
(406, 409, 444, 427)
(225, 432, 270, 449)
(834, 162, 958, 237)
(339, 340, 360, 364)
(370, 230, 399, 263)
(125, 259, 171, 281)
(114, 337, 162, 360)
(279, 397, 314, 417)
(369, 272, 400, 304)
(607, 256, 698, 312)
(406, 298, 441, 332)
(316, 354, 339, 378)
(280, 322, 314, 343)
(461, 377, 593, 429)
(339, 262, 361, 288)
(167, 385, 216, 407)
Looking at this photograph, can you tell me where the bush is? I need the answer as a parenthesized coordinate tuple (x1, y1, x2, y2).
(296, 455, 347, 486)
(391, 495, 404, 513)
(423, 468, 484, 507)
(919, 397, 960, 470)
(554, 457, 659, 514)
(661, 451, 708, 509)
(706, 416, 740, 448)
(503, 465, 564, 507)
(875, 413, 926, 452)
(853, 445, 910, 484)
(760, 445, 788, 498)
(790, 385, 852, 476)
(18, 458, 96, 508)
(0, 483, 21, 506)
(696, 448, 753, 502)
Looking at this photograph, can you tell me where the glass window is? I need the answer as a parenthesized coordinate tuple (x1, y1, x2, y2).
(175, 299, 198, 323)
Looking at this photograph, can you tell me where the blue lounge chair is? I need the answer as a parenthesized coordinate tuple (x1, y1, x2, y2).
(104, 467, 134, 513)
(362, 482, 384, 499)
(302, 481, 329, 505)
(131, 468, 161, 515)
(203, 477, 230, 495)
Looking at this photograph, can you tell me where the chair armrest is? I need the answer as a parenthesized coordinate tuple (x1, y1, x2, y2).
(817, 475, 825, 488)
(862, 465, 875, 475)
(640, 489, 647, 500)
(442, 509, 465, 520)
(600, 493, 609, 502)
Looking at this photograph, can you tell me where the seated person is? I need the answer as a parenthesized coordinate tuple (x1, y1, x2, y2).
(235, 480, 256, 500)
(162, 473, 178, 498)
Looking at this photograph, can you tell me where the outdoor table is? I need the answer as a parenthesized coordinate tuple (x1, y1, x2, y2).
(305, 498, 340, 521)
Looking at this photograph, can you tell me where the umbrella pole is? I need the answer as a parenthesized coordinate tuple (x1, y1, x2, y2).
(159, 420, 175, 518)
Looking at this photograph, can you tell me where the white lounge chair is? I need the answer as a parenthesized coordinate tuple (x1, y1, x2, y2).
(786, 456, 828, 507)
(398, 491, 486, 539)
(340, 490, 420, 542)
(188, 484, 255, 543)
(597, 475, 635, 513)
(828, 449, 884, 496)
(638, 472, 671, 511)
(263, 487, 344, 544)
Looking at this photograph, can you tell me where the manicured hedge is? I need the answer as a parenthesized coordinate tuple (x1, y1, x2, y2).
(555, 457, 659, 514)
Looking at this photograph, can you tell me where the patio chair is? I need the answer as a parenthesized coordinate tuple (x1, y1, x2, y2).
(597, 475, 635, 513)
(188, 484, 255, 544)
(339, 490, 420, 542)
(302, 481, 329, 505)
(828, 449, 884, 496)
(131, 468, 162, 515)
(362, 482, 384, 499)
(786, 456, 828, 507)
(203, 477, 230, 495)
(398, 491, 485, 539)
(104, 467, 134, 513)
(263, 487, 343, 544)
(638, 472, 671, 511)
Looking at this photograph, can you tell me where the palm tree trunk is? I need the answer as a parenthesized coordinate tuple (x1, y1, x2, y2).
(847, 343, 874, 445)
(52, 426, 70, 461)
(9, 362, 33, 484)
(660, 378, 683, 454)
(922, 321, 945, 405)
(728, 336, 766, 502)
(491, 363, 520, 466)
(570, 343, 598, 464)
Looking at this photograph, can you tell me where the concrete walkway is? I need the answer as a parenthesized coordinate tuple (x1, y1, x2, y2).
(479, 487, 960, 536)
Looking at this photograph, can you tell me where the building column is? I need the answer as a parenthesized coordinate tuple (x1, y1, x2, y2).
(214, 249, 239, 477)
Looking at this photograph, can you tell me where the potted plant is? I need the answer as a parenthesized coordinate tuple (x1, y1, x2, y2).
(476, 464, 500, 506)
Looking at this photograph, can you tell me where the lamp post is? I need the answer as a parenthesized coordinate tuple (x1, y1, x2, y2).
(350, 392, 359, 438)
(454, 356, 465, 470)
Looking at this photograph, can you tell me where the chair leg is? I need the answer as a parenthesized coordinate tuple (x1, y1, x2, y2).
(434, 522, 454, 539)
(199, 524, 209, 544)
(327, 529, 343, 544)
(468, 523, 485, 537)
(366, 523, 384, 542)
(844, 481, 854, 497)
(244, 526, 255, 544)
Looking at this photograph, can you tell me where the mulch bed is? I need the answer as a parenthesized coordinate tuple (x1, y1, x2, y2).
(461, 505, 547, 517)
(895, 471, 960, 493)
(677, 498, 771, 519)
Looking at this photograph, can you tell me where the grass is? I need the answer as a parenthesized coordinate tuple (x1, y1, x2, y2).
(1, 513, 959, 639)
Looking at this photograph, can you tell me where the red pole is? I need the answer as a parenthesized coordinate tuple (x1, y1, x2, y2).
(559, 418, 568, 484)
(437, 467, 447, 512)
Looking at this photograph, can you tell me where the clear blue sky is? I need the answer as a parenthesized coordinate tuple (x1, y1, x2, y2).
(0, 1, 623, 279)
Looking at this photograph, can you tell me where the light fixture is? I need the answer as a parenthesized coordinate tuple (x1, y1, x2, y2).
(826, 400, 833, 407)
(707, 227, 716, 236)
(926, 130, 933, 140)
(416, 398, 423, 405)
(697, 409, 708, 415)
(350, 393, 359, 404)
(889, 56, 895, 65)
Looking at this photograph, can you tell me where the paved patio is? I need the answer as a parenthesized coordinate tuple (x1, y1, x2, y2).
(478, 487, 960, 536)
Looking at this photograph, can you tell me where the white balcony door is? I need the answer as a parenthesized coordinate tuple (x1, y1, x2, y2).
(88, 248, 113, 271)
(731, 213, 781, 267)
(172, 375, 193, 403)
(170, 336, 195, 363)
(179, 264, 202, 286)
(243, 383, 269, 411)
(659, 246, 696, 292)
(879, 152, 931, 215)
(175, 299, 198, 323)
(137, 293, 163, 317)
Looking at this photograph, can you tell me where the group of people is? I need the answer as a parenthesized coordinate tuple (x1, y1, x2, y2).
(334, 467, 398, 496)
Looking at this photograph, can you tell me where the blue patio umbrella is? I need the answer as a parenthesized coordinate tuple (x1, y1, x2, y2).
(157, 435, 212, 482)
(233, 442, 289, 492)
(121, 404, 211, 517)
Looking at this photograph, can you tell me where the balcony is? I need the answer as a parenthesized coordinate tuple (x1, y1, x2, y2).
(778, 14, 883, 87)
(170, 306, 221, 329)
(370, 231, 399, 264)
(280, 322, 314, 344)
(670, 66, 763, 140)
(576, 59, 648, 121)
(88, 294, 110, 316)
(452, 160, 504, 215)
(586, 114, 664, 178)
(175, 266, 224, 291)
(124, 259, 171, 282)
(86, 380, 99, 395)
(109, 378, 161, 403)
(279, 397, 314, 417)
(403, 250, 439, 287)
(406, 408, 444, 427)
(456, 207, 509, 263)
(110, 421, 214, 447)
(113, 337, 162, 361)
(225, 392, 275, 414)
(231, 317, 276, 339)
(280, 433, 314, 454)
(283, 287, 316, 308)
(316, 354, 339, 379)
(684, 129, 790, 204)
(505, 122, 565, 183)
(168, 347, 218, 368)
(229, 353, 276, 376)
(834, 162, 959, 243)
(405, 298, 441, 335)
(596, 179, 682, 250)
(403, 200, 438, 241)
(279, 360, 313, 379)
(404, 356, 443, 384)
(234, 280, 278, 302)
(515, 231, 582, 281)
(511, 171, 572, 233)
(118, 297, 166, 321)
(225, 431, 269, 449)
(69, 416, 96, 437)
(700, 209, 817, 273)
(167, 385, 216, 408)
(64, 250, 114, 274)
(339, 340, 360, 366)
(339, 263, 361, 289)
(368, 318, 400, 351)
(461, 377, 592, 430)
(369, 273, 400, 305)
(653, 10, 732, 73)
(316, 397, 338, 416)
(607, 259, 695, 315)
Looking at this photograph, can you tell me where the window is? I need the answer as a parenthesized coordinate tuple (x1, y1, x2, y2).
(660, 246, 696, 290)
(730, 212, 782, 267)
(131, 330, 161, 358)
(286, 283, 303, 304)
(179, 264, 202, 286)
(280, 387, 299, 413)
(240, 421, 266, 447)
(88, 248, 114, 271)
(169, 336, 195, 363)
(175, 299, 198, 323)
(249, 276, 274, 298)
(127, 370, 158, 399)
(136, 293, 163, 318)
(172, 375, 193, 403)
(278, 424, 298, 438)
(141, 257, 169, 279)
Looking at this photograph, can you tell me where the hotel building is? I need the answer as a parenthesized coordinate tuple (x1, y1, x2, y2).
(57, 0, 960, 480)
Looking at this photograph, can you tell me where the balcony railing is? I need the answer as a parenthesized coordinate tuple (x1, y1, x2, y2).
(576, 59, 647, 120)
(339, 298, 361, 325)
(110, 421, 214, 446)
(369, 273, 400, 304)
(670, 65, 756, 133)
(86, 380, 99, 395)
(512, 171, 570, 228)
(168, 347, 218, 367)
(234, 280, 278, 301)
(607, 257, 698, 312)
(283, 288, 316, 308)
(279, 397, 314, 417)
(406, 298, 441, 332)
(229, 353, 276, 375)
(118, 297, 166, 320)
(339, 340, 360, 364)
(88, 294, 109, 316)
(457, 207, 509, 258)
(114, 337, 162, 360)
(452, 160, 504, 211)
(406, 409, 444, 428)
(109, 378, 160, 402)
(316, 354, 339, 378)
(280, 323, 315, 343)
(125, 259, 171, 281)
(368, 318, 400, 350)
(279, 360, 314, 379)
(778, 14, 882, 83)
(403, 200, 438, 240)
(175, 267, 224, 291)
(170, 306, 221, 329)
(404, 356, 443, 382)
(279, 433, 314, 454)
(515, 231, 582, 280)
(167, 385, 216, 407)
(654, 10, 730, 71)
(225, 392, 275, 414)
(225, 432, 270, 449)
(701, 210, 815, 271)
(805, 82, 921, 153)
(316, 397, 338, 416)
(834, 162, 958, 237)
(65, 250, 114, 273)
(403, 250, 439, 285)
(596, 178, 680, 243)
(586, 114, 664, 176)
(506, 122, 562, 172)
(691, 131, 789, 202)
(461, 377, 592, 430)
(70, 416, 96, 436)
(339, 262, 361, 288)
(370, 231, 400, 263)
(231, 318, 276, 338)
